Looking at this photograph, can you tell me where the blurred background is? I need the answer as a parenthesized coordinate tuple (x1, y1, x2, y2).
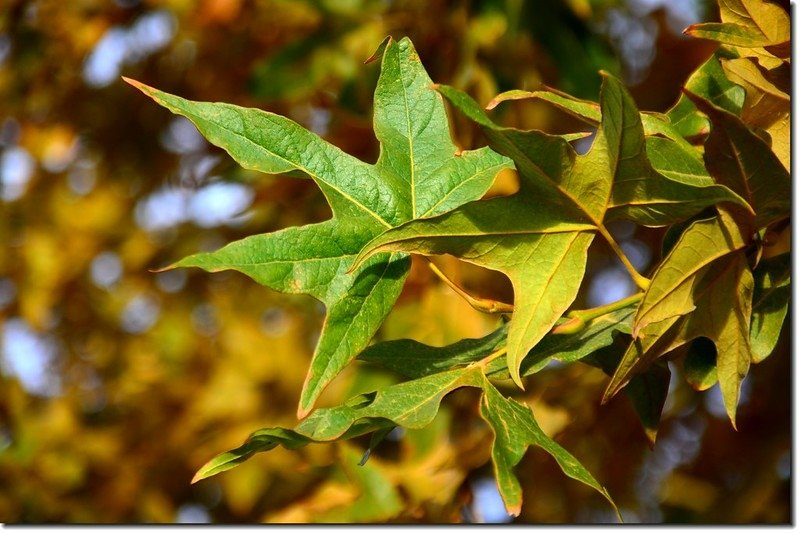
(0, 0, 790, 524)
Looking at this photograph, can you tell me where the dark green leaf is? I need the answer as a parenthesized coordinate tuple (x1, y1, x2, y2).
(750, 253, 790, 363)
(358, 322, 508, 379)
(684, 337, 718, 391)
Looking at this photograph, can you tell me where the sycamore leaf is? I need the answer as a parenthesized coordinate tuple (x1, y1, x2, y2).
(354, 73, 666, 389)
(192, 366, 486, 482)
(192, 364, 617, 518)
(487, 86, 690, 146)
(357, 322, 509, 379)
(127, 37, 512, 417)
(685, 0, 789, 48)
(600, 79, 749, 226)
(686, 91, 790, 231)
(720, 57, 790, 170)
(632, 209, 747, 336)
(666, 53, 746, 139)
(749, 253, 790, 363)
(618, 361, 671, 447)
(497, 305, 635, 377)
(721, 57, 789, 129)
(666, 252, 754, 427)
(605, 210, 754, 427)
(604, 209, 748, 402)
(479, 379, 618, 518)
(363, 302, 657, 443)
(359, 304, 635, 382)
(487, 81, 751, 226)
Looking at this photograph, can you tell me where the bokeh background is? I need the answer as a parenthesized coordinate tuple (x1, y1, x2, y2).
(0, 0, 790, 524)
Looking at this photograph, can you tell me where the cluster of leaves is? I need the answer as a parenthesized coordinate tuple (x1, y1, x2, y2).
(126, 0, 789, 518)
(10, 0, 687, 523)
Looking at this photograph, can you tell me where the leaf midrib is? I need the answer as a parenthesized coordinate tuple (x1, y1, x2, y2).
(420, 159, 509, 218)
(397, 52, 418, 218)
(187, 106, 393, 230)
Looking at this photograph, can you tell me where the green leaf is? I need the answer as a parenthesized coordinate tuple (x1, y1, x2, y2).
(683, 338, 718, 391)
(607, 234, 754, 428)
(669, 252, 754, 427)
(749, 253, 790, 363)
(622, 361, 671, 446)
(488, 86, 690, 146)
(355, 74, 650, 388)
(632, 210, 747, 336)
(127, 37, 512, 417)
(666, 53, 746, 139)
(357, 322, 509, 379)
(192, 366, 486, 482)
(479, 379, 618, 518)
(491, 305, 635, 377)
(686, 91, 790, 230)
(685, 0, 789, 48)
(488, 77, 751, 227)
(361, 303, 635, 383)
(601, 79, 749, 227)
(194, 362, 616, 520)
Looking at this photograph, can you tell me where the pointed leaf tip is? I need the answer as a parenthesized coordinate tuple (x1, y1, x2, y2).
(296, 403, 311, 420)
(365, 35, 392, 64)
(122, 76, 150, 93)
(508, 366, 525, 391)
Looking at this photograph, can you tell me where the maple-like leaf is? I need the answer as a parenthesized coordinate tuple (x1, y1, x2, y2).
(719, 56, 789, 170)
(603, 211, 744, 378)
(603, 207, 756, 427)
(685, 0, 790, 49)
(191, 361, 618, 518)
(603, 80, 790, 423)
(126, 37, 511, 417)
(353, 78, 616, 389)
(479, 378, 618, 518)
(354, 72, 744, 387)
(685, 91, 790, 231)
(487, 83, 751, 226)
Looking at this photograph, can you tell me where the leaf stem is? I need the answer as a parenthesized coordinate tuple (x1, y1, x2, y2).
(597, 225, 650, 290)
(426, 259, 514, 314)
(476, 346, 508, 369)
(551, 293, 642, 335)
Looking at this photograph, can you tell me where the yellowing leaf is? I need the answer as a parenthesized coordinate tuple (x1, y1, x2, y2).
(685, 0, 789, 49)
(604, 209, 748, 405)
(686, 92, 790, 231)
(720, 57, 789, 170)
